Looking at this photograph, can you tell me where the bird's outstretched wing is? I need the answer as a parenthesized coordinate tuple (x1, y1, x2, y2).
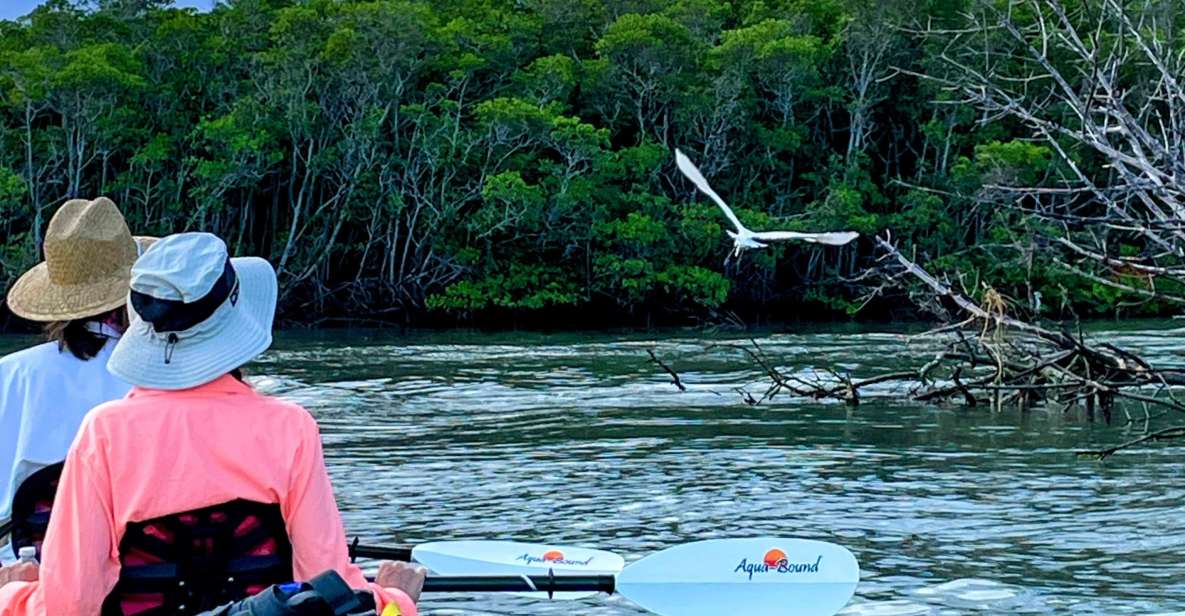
(750, 230, 860, 246)
(674, 149, 745, 233)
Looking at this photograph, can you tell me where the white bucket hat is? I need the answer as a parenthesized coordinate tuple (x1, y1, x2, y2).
(108, 232, 277, 390)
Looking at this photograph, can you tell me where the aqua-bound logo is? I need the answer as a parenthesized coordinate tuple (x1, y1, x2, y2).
(516, 550, 596, 567)
(734, 548, 822, 580)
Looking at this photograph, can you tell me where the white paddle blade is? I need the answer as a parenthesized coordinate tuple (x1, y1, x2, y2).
(750, 230, 860, 246)
(674, 148, 745, 232)
(616, 538, 859, 616)
(412, 540, 625, 600)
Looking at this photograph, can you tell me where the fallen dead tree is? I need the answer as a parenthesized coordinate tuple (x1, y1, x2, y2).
(646, 234, 1185, 457)
(866, 235, 1185, 420)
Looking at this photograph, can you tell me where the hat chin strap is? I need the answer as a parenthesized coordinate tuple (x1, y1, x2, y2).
(130, 259, 239, 334)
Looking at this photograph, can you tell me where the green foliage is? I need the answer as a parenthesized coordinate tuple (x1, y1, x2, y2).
(514, 55, 579, 105)
(0, 0, 1158, 326)
(972, 140, 1053, 187)
(425, 264, 582, 312)
(656, 264, 730, 308)
(0, 167, 28, 215)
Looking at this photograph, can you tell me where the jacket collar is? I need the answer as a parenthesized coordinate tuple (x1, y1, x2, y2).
(127, 374, 252, 398)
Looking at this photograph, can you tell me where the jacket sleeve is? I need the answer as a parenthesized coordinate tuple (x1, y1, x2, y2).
(0, 583, 39, 616)
(0, 415, 120, 616)
(282, 410, 417, 616)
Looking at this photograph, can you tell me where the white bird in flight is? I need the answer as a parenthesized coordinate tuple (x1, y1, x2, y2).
(674, 149, 860, 258)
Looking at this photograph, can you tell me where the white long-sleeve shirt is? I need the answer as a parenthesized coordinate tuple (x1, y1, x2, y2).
(0, 324, 130, 530)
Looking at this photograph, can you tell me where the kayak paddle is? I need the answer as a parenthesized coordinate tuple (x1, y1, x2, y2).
(413, 538, 860, 616)
(412, 539, 625, 600)
(351, 539, 625, 599)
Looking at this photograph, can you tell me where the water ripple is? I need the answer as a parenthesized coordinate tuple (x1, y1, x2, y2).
(241, 328, 1185, 613)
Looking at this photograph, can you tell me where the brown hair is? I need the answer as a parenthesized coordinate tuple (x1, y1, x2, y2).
(44, 308, 128, 360)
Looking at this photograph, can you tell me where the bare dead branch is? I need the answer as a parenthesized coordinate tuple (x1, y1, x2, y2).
(647, 349, 687, 392)
(1076, 425, 1185, 460)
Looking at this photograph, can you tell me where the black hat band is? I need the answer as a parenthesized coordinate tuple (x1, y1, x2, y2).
(130, 259, 239, 334)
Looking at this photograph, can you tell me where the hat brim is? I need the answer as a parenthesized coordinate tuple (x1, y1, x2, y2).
(5, 262, 131, 322)
(134, 236, 159, 254)
(4, 235, 157, 322)
(107, 257, 277, 390)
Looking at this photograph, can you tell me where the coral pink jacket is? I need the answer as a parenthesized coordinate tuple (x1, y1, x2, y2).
(0, 375, 416, 615)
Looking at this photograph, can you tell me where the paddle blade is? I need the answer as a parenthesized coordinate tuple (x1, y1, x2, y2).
(616, 538, 859, 616)
(412, 540, 624, 600)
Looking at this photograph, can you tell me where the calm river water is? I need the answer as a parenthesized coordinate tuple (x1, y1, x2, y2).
(4, 323, 1185, 614)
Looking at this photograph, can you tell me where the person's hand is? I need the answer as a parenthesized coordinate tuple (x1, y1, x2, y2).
(375, 560, 427, 603)
(0, 562, 38, 587)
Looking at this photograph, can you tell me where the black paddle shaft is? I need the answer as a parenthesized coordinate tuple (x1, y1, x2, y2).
(423, 573, 617, 595)
(349, 541, 412, 562)
(351, 539, 618, 596)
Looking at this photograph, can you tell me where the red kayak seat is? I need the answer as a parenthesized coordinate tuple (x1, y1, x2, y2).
(100, 499, 293, 616)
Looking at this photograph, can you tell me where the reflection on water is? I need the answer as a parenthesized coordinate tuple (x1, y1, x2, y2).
(5, 324, 1185, 614)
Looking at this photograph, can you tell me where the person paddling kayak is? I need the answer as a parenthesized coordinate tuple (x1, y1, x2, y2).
(0, 198, 153, 561)
(0, 233, 424, 615)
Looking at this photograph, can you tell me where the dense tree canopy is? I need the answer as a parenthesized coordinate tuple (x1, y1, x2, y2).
(0, 0, 1175, 327)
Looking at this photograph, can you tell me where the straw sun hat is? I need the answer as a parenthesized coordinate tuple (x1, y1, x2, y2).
(108, 232, 277, 390)
(6, 197, 155, 322)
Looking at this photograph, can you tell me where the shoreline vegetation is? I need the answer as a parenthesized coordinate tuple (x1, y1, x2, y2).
(5, 1, 1185, 457)
(3, 0, 1184, 331)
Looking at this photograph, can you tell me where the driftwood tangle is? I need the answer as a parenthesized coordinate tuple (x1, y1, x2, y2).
(647, 235, 1185, 457)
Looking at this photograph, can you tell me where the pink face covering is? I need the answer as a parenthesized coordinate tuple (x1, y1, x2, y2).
(102, 312, 126, 334)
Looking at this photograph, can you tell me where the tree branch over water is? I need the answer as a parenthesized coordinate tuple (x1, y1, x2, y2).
(1076, 426, 1185, 460)
(647, 349, 686, 392)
